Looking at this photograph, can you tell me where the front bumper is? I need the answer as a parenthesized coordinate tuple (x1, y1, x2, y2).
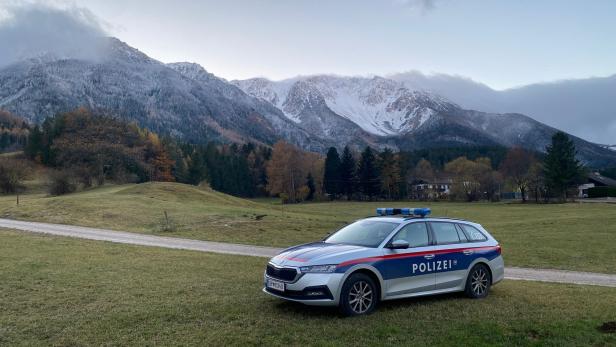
(263, 272, 345, 306)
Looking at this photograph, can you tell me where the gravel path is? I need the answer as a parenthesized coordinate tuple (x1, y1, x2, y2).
(2, 218, 615, 288)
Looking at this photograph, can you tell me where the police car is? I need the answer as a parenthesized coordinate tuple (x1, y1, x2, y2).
(263, 208, 504, 316)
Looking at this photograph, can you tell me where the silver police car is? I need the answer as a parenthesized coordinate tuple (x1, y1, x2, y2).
(263, 208, 504, 316)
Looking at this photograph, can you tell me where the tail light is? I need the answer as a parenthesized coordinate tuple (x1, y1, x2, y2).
(496, 244, 502, 255)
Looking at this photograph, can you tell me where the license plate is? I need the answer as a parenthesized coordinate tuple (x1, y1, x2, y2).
(267, 279, 285, 292)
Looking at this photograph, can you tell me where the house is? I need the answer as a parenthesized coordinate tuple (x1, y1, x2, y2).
(578, 172, 616, 198)
(409, 177, 452, 200)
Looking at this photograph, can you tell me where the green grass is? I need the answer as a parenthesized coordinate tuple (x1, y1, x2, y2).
(1, 182, 616, 273)
(0, 230, 615, 346)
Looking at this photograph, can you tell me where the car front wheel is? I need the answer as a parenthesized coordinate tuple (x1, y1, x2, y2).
(465, 263, 492, 299)
(339, 273, 378, 316)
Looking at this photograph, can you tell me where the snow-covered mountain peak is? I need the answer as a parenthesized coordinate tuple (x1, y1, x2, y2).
(282, 80, 327, 121)
(234, 74, 460, 136)
(166, 62, 220, 83)
(104, 37, 157, 65)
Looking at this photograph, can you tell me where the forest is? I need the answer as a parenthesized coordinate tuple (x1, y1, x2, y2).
(0, 108, 600, 202)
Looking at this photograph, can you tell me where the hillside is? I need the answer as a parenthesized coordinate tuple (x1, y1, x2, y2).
(0, 38, 325, 151)
(1, 37, 615, 166)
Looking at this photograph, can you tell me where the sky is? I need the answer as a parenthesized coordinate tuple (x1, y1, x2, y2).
(0, 0, 615, 143)
(3, 0, 613, 90)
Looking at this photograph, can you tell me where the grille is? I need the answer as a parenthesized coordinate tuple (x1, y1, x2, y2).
(266, 264, 298, 282)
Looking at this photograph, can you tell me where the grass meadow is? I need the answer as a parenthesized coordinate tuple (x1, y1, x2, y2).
(1, 182, 615, 273)
(1, 229, 615, 346)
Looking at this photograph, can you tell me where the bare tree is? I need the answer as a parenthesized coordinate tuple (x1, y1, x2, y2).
(499, 147, 537, 202)
(445, 157, 502, 201)
(527, 162, 546, 203)
(0, 158, 28, 205)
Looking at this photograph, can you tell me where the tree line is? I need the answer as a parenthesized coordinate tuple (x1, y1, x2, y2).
(317, 132, 585, 202)
(0, 108, 591, 203)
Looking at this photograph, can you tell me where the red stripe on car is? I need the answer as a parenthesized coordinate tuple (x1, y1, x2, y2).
(338, 246, 499, 267)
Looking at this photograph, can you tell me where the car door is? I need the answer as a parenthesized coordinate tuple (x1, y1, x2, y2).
(456, 222, 491, 269)
(381, 222, 437, 297)
(429, 222, 470, 290)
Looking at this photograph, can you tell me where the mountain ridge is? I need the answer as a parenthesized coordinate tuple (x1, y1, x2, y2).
(0, 37, 615, 167)
(0, 37, 330, 152)
(234, 75, 616, 167)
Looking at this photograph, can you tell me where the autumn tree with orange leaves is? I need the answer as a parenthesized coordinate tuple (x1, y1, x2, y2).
(266, 141, 323, 203)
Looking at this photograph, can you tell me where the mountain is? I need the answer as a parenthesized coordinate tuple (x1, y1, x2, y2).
(234, 76, 457, 136)
(234, 75, 616, 167)
(0, 37, 325, 151)
(0, 37, 614, 167)
(391, 71, 616, 146)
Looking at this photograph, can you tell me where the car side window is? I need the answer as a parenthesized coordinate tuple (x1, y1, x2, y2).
(459, 224, 488, 242)
(430, 222, 460, 245)
(392, 222, 429, 247)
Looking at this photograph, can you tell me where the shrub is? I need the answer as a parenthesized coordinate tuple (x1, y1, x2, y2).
(0, 158, 27, 194)
(48, 171, 77, 196)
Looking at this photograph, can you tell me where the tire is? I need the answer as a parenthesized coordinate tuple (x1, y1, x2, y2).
(465, 263, 492, 299)
(339, 273, 378, 316)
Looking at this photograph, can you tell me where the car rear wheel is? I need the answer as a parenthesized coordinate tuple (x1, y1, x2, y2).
(465, 264, 491, 299)
(339, 273, 378, 316)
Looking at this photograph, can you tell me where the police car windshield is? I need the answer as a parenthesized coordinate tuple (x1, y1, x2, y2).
(325, 220, 400, 248)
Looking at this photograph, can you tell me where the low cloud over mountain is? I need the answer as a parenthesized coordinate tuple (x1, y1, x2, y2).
(391, 71, 616, 145)
(0, 3, 107, 67)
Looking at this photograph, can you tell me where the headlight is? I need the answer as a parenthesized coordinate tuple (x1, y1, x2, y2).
(300, 265, 337, 273)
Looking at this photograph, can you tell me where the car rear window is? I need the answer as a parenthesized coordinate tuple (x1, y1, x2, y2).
(459, 224, 488, 242)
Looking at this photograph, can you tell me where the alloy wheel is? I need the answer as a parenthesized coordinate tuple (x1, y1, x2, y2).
(471, 267, 489, 296)
(348, 280, 373, 314)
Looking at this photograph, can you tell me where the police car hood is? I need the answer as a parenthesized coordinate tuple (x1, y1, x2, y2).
(270, 242, 374, 266)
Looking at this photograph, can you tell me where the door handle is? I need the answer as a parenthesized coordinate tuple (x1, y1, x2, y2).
(424, 254, 435, 259)
(463, 250, 474, 255)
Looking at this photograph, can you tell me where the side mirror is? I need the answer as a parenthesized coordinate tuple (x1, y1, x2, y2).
(389, 239, 410, 249)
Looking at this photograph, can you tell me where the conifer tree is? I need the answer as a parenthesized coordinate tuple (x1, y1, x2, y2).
(323, 147, 341, 199)
(358, 146, 380, 199)
(306, 173, 316, 201)
(25, 125, 43, 160)
(339, 146, 357, 199)
(543, 132, 584, 200)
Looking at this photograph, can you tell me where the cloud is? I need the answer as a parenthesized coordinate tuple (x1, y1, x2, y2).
(0, 2, 108, 67)
(394, 0, 440, 13)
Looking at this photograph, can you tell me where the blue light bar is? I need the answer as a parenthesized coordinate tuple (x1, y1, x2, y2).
(376, 207, 431, 217)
